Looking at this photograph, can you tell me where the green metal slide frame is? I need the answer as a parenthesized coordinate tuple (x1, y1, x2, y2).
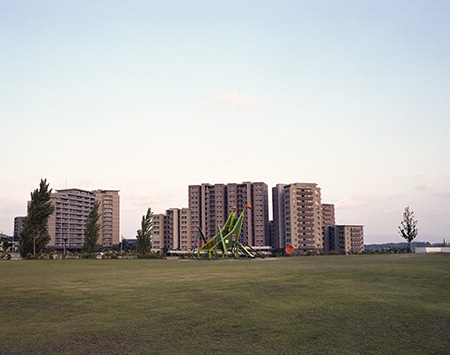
(192, 207, 264, 260)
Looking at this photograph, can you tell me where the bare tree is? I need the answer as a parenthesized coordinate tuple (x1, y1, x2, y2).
(398, 206, 418, 252)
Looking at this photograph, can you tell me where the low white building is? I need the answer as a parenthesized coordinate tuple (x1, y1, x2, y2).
(415, 247, 450, 253)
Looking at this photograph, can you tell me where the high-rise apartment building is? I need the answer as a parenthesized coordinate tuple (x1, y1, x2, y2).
(47, 188, 120, 251)
(272, 183, 323, 254)
(94, 190, 120, 248)
(188, 185, 201, 248)
(188, 182, 269, 247)
(324, 225, 364, 254)
(322, 204, 336, 227)
(152, 214, 164, 250)
(13, 216, 25, 240)
(152, 208, 192, 250)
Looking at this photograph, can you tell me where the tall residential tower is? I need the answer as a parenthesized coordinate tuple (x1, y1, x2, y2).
(272, 183, 323, 254)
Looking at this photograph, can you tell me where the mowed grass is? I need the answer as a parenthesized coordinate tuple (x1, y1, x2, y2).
(1, 254, 449, 354)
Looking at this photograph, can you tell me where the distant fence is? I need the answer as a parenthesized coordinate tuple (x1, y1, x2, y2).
(415, 247, 450, 253)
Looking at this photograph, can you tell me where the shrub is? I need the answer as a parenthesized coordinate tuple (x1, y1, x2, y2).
(138, 252, 165, 259)
(0, 252, 12, 260)
(25, 253, 39, 260)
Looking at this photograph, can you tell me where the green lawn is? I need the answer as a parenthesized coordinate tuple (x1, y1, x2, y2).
(1, 254, 449, 354)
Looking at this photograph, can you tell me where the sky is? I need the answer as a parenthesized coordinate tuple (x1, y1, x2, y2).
(1, 1, 449, 244)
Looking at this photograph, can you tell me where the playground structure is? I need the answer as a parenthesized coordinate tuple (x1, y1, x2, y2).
(192, 206, 264, 260)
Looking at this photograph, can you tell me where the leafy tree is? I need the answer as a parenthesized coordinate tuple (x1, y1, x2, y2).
(161, 246, 169, 257)
(20, 179, 55, 256)
(136, 208, 153, 255)
(82, 201, 101, 253)
(2, 239, 10, 253)
(398, 206, 418, 253)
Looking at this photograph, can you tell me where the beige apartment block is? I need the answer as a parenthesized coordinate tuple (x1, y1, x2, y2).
(47, 188, 120, 251)
(322, 204, 336, 227)
(324, 225, 364, 254)
(178, 208, 192, 249)
(94, 190, 120, 248)
(151, 208, 192, 250)
(272, 183, 323, 254)
(188, 185, 201, 249)
(151, 214, 164, 250)
(188, 182, 269, 247)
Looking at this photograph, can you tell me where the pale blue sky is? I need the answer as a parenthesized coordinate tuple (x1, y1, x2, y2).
(1, 1, 449, 243)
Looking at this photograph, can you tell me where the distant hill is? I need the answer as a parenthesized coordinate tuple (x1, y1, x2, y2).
(364, 241, 439, 251)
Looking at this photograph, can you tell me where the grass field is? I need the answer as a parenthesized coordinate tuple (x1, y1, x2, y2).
(1, 254, 449, 354)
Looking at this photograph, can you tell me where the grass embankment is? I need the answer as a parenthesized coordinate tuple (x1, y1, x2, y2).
(1, 254, 449, 354)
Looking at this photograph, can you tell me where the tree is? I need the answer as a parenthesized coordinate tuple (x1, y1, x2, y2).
(82, 201, 101, 253)
(136, 208, 153, 255)
(398, 206, 418, 253)
(20, 179, 55, 257)
(2, 239, 10, 253)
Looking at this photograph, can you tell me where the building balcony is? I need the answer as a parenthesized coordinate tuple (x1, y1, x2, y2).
(296, 240, 315, 246)
(297, 223, 314, 228)
(297, 212, 314, 217)
(296, 202, 314, 207)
